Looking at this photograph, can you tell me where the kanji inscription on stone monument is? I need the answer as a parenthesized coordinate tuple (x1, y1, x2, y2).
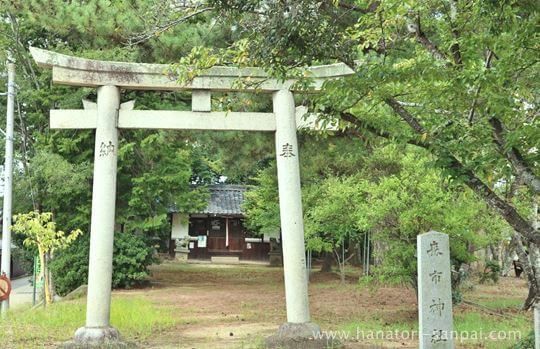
(418, 231, 454, 349)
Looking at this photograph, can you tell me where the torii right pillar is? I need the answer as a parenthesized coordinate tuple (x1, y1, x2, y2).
(266, 89, 335, 348)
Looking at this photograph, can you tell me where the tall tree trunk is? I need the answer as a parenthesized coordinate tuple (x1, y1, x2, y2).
(489, 244, 500, 263)
(515, 233, 540, 310)
(38, 247, 52, 306)
(320, 251, 333, 272)
(44, 256, 52, 305)
(47, 251, 55, 304)
(501, 235, 518, 277)
(334, 247, 346, 284)
(410, 274, 419, 301)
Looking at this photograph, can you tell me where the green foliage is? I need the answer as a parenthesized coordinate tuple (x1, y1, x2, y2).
(11, 211, 83, 304)
(452, 289, 463, 305)
(12, 151, 92, 230)
(50, 232, 157, 296)
(207, 0, 357, 71)
(112, 232, 158, 289)
(2, 0, 537, 306)
(11, 211, 82, 255)
(117, 131, 211, 234)
(479, 260, 502, 284)
(451, 266, 469, 305)
(168, 0, 540, 245)
(513, 331, 534, 349)
(1, 2, 245, 248)
(245, 142, 507, 286)
(304, 176, 363, 253)
(354, 146, 506, 285)
(242, 163, 280, 235)
(48, 235, 90, 297)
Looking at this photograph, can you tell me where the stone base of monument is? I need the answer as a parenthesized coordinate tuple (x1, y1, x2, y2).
(268, 251, 283, 267)
(265, 322, 342, 349)
(174, 247, 189, 262)
(60, 327, 136, 349)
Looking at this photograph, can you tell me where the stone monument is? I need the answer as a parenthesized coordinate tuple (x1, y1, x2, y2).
(418, 231, 454, 348)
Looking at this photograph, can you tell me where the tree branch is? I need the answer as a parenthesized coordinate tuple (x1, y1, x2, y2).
(8, 13, 40, 90)
(489, 117, 540, 194)
(383, 97, 426, 134)
(380, 97, 540, 244)
(339, 111, 427, 148)
(448, 0, 463, 67)
(468, 50, 495, 124)
(341, 108, 539, 245)
(127, 7, 214, 46)
(406, 16, 449, 64)
(336, 1, 380, 14)
(514, 232, 539, 310)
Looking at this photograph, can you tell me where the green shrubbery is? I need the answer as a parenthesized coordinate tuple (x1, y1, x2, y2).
(112, 232, 158, 288)
(50, 232, 157, 296)
(49, 234, 90, 296)
(479, 260, 501, 284)
(513, 330, 533, 349)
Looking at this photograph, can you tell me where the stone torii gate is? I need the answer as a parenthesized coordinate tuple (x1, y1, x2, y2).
(30, 47, 353, 348)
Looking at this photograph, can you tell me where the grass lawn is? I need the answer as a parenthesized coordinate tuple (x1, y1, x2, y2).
(0, 262, 531, 348)
(0, 296, 180, 349)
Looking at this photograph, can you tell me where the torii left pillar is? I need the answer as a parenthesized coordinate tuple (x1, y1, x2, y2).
(73, 85, 122, 345)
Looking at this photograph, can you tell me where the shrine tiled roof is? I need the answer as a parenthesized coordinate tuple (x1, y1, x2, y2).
(195, 185, 247, 216)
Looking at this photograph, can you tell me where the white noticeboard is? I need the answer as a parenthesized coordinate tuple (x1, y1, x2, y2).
(171, 213, 189, 239)
(198, 235, 207, 248)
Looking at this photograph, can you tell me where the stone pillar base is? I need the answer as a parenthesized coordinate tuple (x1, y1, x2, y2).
(174, 250, 189, 262)
(268, 251, 283, 267)
(61, 326, 134, 348)
(265, 322, 342, 349)
(174, 241, 190, 263)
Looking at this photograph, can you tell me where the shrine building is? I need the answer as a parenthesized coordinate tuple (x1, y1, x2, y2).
(170, 184, 280, 263)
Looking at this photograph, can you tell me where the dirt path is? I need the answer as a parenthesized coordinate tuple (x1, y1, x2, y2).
(122, 263, 528, 349)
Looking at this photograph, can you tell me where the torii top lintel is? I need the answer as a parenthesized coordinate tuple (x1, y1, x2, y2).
(30, 47, 354, 93)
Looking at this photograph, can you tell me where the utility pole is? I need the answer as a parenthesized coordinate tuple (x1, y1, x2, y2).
(1, 62, 15, 315)
(533, 200, 539, 349)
